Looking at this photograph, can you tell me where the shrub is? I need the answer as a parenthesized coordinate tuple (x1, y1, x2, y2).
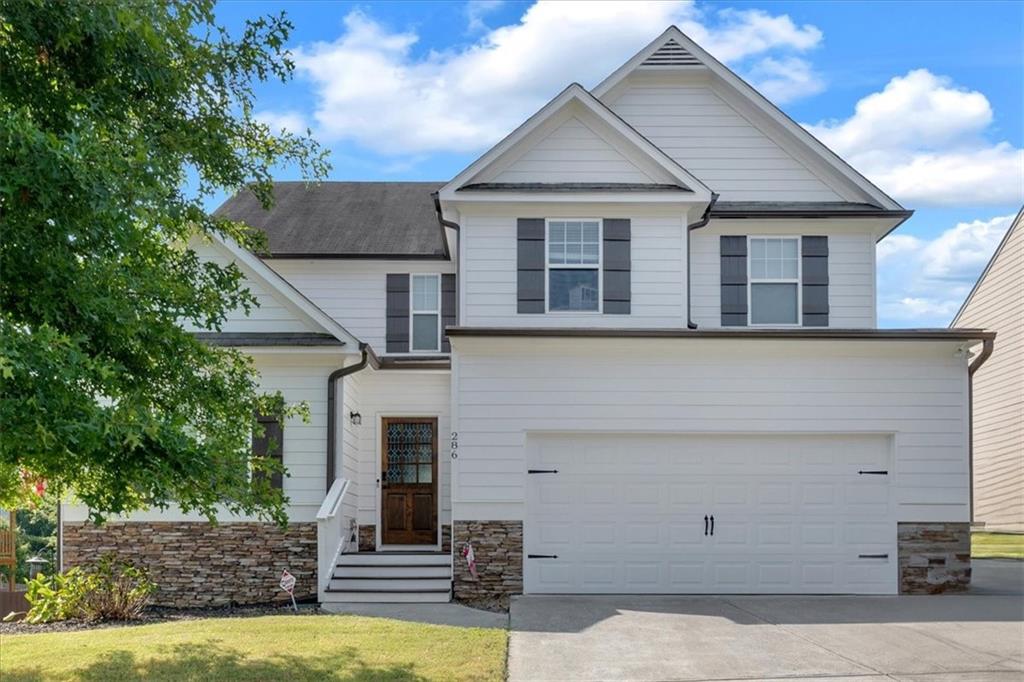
(24, 554, 156, 623)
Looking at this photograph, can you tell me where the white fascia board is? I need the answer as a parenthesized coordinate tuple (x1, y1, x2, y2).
(439, 83, 712, 204)
(449, 191, 705, 205)
(207, 233, 363, 348)
(593, 26, 904, 211)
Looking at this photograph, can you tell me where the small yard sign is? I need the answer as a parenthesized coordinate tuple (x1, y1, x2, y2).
(280, 569, 298, 611)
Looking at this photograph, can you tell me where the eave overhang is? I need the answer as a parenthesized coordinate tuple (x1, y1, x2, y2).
(446, 326, 995, 342)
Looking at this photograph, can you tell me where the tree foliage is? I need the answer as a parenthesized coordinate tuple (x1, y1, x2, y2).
(0, 0, 329, 524)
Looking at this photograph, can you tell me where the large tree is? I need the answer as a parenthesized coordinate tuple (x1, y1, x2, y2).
(0, 0, 328, 523)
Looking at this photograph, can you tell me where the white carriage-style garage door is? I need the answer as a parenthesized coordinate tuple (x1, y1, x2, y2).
(525, 433, 896, 595)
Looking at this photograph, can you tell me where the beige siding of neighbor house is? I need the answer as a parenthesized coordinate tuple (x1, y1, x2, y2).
(954, 215, 1023, 532)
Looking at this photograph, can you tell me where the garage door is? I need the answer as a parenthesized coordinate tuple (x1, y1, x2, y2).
(525, 433, 896, 595)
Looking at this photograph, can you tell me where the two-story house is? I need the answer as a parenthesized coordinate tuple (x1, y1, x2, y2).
(61, 27, 994, 608)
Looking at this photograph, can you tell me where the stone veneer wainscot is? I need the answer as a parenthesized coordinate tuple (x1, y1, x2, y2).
(898, 522, 971, 594)
(62, 522, 316, 608)
(452, 520, 522, 605)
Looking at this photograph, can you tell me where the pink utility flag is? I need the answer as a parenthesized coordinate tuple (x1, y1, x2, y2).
(462, 543, 478, 579)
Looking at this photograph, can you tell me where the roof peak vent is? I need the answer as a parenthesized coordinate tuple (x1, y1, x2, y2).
(641, 39, 702, 67)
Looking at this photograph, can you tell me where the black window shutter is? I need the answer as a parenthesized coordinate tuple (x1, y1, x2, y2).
(720, 236, 748, 326)
(386, 273, 410, 352)
(603, 219, 631, 314)
(253, 417, 283, 490)
(441, 273, 456, 352)
(802, 236, 829, 326)
(517, 219, 545, 313)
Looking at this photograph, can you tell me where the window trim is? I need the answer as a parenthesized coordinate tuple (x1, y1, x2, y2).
(747, 235, 802, 327)
(545, 218, 603, 314)
(409, 273, 442, 353)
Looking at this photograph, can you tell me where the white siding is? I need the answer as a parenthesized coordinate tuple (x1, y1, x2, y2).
(267, 259, 456, 352)
(493, 116, 656, 184)
(452, 337, 969, 524)
(63, 352, 344, 523)
(954, 219, 1023, 532)
(461, 208, 687, 328)
(691, 219, 877, 328)
(183, 242, 318, 333)
(607, 83, 843, 202)
(340, 368, 363, 526)
(352, 369, 452, 540)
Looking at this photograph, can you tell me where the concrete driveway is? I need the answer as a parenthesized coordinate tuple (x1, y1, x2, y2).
(509, 560, 1024, 681)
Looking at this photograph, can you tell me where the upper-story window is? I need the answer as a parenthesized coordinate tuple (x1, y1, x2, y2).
(411, 274, 441, 351)
(547, 219, 601, 312)
(749, 236, 800, 325)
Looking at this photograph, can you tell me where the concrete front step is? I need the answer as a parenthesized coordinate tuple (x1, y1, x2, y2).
(323, 589, 452, 603)
(338, 552, 451, 567)
(329, 577, 451, 591)
(336, 564, 452, 578)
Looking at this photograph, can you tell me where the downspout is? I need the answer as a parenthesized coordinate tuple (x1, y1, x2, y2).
(966, 336, 995, 524)
(686, 192, 719, 329)
(325, 343, 374, 493)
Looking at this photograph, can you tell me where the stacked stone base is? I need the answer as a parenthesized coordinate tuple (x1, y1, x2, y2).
(62, 522, 316, 608)
(358, 524, 376, 552)
(452, 520, 522, 607)
(898, 522, 971, 594)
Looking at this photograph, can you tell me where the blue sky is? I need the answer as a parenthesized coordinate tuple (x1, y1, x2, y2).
(213, 1, 1023, 327)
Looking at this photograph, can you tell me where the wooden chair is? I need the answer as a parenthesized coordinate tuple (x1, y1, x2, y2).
(0, 511, 16, 591)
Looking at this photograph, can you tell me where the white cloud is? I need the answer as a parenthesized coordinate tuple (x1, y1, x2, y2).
(878, 213, 1015, 325)
(255, 110, 308, 135)
(291, 1, 824, 155)
(465, 0, 504, 34)
(745, 56, 825, 104)
(808, 70, 1024, 206)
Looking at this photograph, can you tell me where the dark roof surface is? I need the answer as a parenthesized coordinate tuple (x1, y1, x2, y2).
(711, 202, 911, 217)
(214, 182, 447, 259)
(458, 182, 691, 193)
(193, 332, 345, 347)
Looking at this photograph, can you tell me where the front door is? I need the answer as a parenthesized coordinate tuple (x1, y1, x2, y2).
(381, 417, 438, 545)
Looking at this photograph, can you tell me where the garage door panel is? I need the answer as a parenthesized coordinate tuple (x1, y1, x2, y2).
(526, 433, 896, 594)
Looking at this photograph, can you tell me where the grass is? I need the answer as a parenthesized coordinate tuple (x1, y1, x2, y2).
(972, 532, 1024, 560)
(0, 614, 508, 681)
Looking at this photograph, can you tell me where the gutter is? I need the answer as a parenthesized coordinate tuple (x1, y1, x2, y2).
(432, 191, 461, 261)
(325, 343, 375, 493)
(686, 193, 719, 329)
(966, 336, 996, 523)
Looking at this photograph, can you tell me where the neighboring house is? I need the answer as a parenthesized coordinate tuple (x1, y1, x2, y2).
(60, 27, 995, 607)
(952, 208, 1022, 534)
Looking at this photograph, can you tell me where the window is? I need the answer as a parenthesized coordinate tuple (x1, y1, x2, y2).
(252, 416, 283, 489)
(547, 219, 600, 312)
(749, 237, 800, 325)
(411, 274, 440, 351)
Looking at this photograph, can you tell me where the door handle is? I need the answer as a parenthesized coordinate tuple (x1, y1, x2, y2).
(710, 515, 715, 536)
(704, 515, 709, 536)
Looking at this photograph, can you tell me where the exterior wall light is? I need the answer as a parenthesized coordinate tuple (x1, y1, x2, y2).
(349, 411, 362, 426)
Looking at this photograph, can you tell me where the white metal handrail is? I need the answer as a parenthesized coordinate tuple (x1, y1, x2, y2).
(316, 478, 353, 599)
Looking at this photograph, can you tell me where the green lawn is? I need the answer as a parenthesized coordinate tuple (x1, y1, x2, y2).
(972, 532, 1024, 560)
(0, 614, 507, 681)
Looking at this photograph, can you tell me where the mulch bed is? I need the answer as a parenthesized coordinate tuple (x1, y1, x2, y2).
(0, 601, 321, 635)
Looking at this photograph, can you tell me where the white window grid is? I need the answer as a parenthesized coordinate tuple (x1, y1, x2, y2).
(409, 273, 441, 352)
(545, 218, 603, 314)
(747, 235, 802, 327)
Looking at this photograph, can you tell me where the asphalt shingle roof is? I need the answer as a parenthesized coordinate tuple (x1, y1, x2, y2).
(213, 181, 447, 259)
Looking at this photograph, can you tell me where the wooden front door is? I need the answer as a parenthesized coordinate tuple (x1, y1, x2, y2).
(381, 417, 438, 545)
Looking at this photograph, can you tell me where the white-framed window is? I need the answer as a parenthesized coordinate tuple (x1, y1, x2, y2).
(546, 219, 601, 312)
(748, 236, 801, 325)
(410, 274, 441, 352)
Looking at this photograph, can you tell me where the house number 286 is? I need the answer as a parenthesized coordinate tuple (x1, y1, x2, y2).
(450, 431, 459, 459)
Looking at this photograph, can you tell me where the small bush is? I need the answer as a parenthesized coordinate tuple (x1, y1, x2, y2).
(25, 554, 156, 623)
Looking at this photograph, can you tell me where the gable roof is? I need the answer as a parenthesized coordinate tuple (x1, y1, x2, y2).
(952, 206, 1023, 326)
(439, 83, 713, 203)
(214, 182, 447, 259)
(592, 26, 905, 211)
(200, 232, 362, 349)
